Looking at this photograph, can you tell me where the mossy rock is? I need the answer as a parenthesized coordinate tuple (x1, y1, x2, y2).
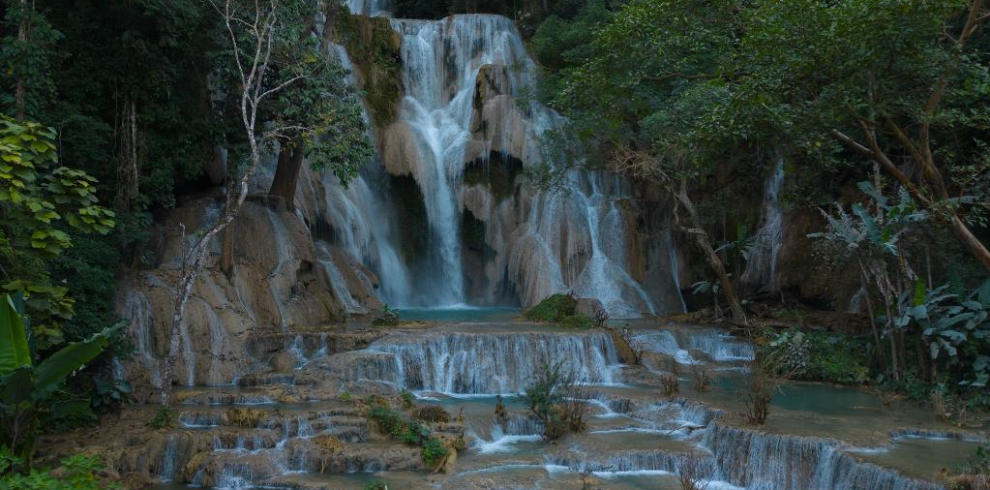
(333, 10, 403, 127)
(523, 293, 577, 322)
(559, 314, 593, 329)
(415, 405, 451, 423)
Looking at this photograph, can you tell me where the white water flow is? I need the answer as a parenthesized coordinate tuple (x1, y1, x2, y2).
(325, 43, 412, 305)
(572, 174, 658, 318)
(345, 0, 390, 16)
(265, 209, 292, 331)
(741, 152, 785, 292)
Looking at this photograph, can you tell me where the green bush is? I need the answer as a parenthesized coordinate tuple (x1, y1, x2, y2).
(559, 314, 592, 329)
(523, 293, 577, 322)
(421, 436, 449, 468)
(368, 406, 448, 468)
(763, 329, 870, 385)
(0, 450, 118, 489)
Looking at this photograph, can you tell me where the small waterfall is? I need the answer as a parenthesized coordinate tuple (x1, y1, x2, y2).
(571, 173, 658, 318)
(741, 152, 786, 292)
(196, 297, 230, 386)
(324, 43, 412, 305)
(702, 425, 942, 490)
(364, 331, 621, 394)
(634, 329, 754, 364)
(264, 208, 293, 331)
(157, 436, 178, 482)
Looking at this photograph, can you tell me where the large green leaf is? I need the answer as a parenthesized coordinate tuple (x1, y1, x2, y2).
(0, 294, 31, 375)
(0, 367, 34, 407)
(34, 330, 110, 397)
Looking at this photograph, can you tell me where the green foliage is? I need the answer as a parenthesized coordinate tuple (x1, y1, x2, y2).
(523, 293, 577, 322)
(367, 405, 449, 468)
(0, 117, 115, 350)
(148, 406, 177, 429)
(559, 314, 592, 329)
(398, 389, 416, 410)
(421, 436, 449, 468)
(764, 330, 870, 385)
(89, 373, 132, 412)
(362, 481, 390, 490)
(372, 304, 401, 327)
(0, 449, 118, 488)
(333, 10, 403, 128)
(0, 295, 118, 463)
(523, 361, 587, 441)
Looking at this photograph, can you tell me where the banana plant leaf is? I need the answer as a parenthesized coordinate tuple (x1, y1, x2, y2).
(0, 295, 31, 375)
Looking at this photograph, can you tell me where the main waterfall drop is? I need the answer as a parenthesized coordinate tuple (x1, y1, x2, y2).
(373, 13, 679, 316)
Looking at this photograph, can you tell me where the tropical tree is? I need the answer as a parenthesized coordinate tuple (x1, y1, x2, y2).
(0, 116, 115, 349)
(0, 294, 118, 470)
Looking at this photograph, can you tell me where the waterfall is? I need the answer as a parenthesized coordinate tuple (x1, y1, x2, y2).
(324, 42, 412, 305)
(264, 209, 293, 331)
(702, 425, 942, 490)
(741, 152, 786, 292)
(362, 330, 621, 394)
(346, 0, 390, 16)
(570, 173, 658, 318)
(390, 16, 536, 305)
(633, 329, 754, 364)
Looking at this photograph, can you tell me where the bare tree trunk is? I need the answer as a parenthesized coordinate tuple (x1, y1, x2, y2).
(114, 96, 141, 212)
(268, 138, 305, 209)
(160, 0, 305, 407)
(222, 226, 234, 276)
(673, 182, 748, 327)
(15, 0, 28, 121)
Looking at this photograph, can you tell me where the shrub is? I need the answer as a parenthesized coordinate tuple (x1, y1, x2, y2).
(362, 481, 389, 490)
(415, 406, 451, 424)
(560, 314, 593, 329)
(660, 373, 680, 396)
(399, 389, 416, 410)
(763, 330, 869, 385)
(0, 450, 118, 489)
(372, 304, 400, 327)
(691, 364, 712, 392)
(421, 437, 449, 469)
(524, 361, 588, 442)
(523, 293, 577, 322)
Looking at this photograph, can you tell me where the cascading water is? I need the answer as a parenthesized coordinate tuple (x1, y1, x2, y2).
(361, 330, 621, 394)
(741, 152, 786, 292)
(345, 0, 390, 16)
(322, 43, 412, 305)
(386, 14, 670, 315)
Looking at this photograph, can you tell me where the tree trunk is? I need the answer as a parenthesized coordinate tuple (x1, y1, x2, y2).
(269, 139, 305, 209)
(15, 0, 28, 121)
(222, 226, 234, 277)
(673, 184, 748, 327)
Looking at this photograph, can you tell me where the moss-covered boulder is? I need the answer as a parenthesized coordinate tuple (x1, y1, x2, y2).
(559, 314, 593, 329)
(333, 10, 403, 127)
(523, 293, 578, 322)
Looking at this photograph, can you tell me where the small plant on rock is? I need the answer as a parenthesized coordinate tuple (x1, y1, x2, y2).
(148, 405, 176, 429)
(524, 361, 588, 442)
(421, 436, 450, 470)
(362, 481, 389, 490)
(691, 364, 712, 393)
(660, 373, 680, 397)
(676, 452, 710, 490)
(415, 405, 451, 423)
(560, 313, 593, 329)
(399, 389, 416, 410)
(372, 304, 400, 327)
(523, 293, 577, 322)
